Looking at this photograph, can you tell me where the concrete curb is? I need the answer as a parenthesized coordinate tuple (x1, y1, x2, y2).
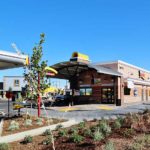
(0, 119, 78, 143)
(0, 119, 4, 136)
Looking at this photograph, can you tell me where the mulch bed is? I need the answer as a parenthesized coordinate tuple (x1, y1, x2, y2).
(7, 111, 150, 150)
(2, 115, 64, 136)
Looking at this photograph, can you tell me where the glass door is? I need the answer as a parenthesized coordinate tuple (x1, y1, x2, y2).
(101, 87, 115, 104)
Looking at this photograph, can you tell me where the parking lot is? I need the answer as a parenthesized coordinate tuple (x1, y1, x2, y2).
(0, 100, 150, 122)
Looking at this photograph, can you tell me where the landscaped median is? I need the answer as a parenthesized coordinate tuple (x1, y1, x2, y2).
(0, 118, 77, 143)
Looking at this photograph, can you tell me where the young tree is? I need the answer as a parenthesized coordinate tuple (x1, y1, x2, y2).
(24, 33, 49, 116)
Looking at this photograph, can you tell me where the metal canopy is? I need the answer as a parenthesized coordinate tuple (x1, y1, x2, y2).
(50, 61, 122, 79)
(0, 50, 28, 70)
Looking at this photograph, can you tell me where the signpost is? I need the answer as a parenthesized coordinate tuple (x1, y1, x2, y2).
(37, 67, 58, 117)
(6, 90, 13, 118)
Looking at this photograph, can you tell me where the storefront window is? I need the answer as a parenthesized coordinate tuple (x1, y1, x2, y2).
(124, 87, 131, 95)
(80, 89, 85, 95)
(86, 88, 92, 95)
(80, 88, 92, 96)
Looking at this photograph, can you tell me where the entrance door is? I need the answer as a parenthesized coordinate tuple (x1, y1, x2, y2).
(101, 87, 115, 104)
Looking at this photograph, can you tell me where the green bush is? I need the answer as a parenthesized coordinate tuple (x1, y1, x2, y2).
(58, 129, 67, 137)
(36, 117, 43, 126)
(70, 127, 78, 134)
(8, 121, 19, 131)
(24, 119, 32, 126)
(104, 141, 115, 150)
(113, 119, 121, 129)
(126, 143, 143, 150)
(71, 133, 84, 143)
(42, 135, 52, 145)
(83, 128, 92, 137)
(78, 122, 85, 129)
(43, 129, 51, 136)
(92, 129, 104, 141)
(122, 128, 135, 138)
(23, 135, 33, 144)
(90, 125, 97, 132)
(0, 143, 9, 150)
(98, 120, 111, 136)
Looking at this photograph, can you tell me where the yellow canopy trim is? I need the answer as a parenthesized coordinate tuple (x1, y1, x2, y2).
(45, 67, 58, 74)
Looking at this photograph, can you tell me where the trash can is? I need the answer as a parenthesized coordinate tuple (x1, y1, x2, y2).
(116, 99, 121, 106)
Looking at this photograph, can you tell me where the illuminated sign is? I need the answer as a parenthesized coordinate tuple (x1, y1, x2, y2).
(70, 52, 90, 63)
(139, 70, 146, 80)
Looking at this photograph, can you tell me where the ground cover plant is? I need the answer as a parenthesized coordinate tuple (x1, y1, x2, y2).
(8, 109, 150, 150)
(2, 115, 64, 136)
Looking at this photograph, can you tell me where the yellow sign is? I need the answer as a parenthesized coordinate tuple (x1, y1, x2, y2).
(25, 56, 30, 65)
(72, 52, 89, 61)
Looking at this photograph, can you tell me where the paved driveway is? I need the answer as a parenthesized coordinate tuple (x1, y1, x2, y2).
(22, 102, 150, 122)
(1, 100, 150, 122)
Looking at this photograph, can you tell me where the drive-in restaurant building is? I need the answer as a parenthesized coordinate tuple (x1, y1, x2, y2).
(50, 52, 150, 106)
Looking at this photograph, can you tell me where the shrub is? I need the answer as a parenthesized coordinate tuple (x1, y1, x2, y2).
(71, 133, 84, 143)
(23, 135, 33, 144)
(90, 125, 98, 132)
(0, 143, 9, 150)
(78, 122, 85, 129)
(117, 117, 124, 126)
(113, 119, 121, 129)
(126, 143, 143, 150)
(98, 120, 111, 136)
(58, 129, 67, 137)
(8, 121, 19, 131)
(70, 127, 78, 134)
(83, 128, 92, 137)
(55, 124, 63, 130)
(144, 134, 150, 145)
(36, 118, 44, 126)
(122, 128, 136, 138)
(24, 119, 32, 126)
(92, 129, 104, 141)
(43, 129, 51, 136)
(42, 135, 52, 145)
(104, 141, 115, 150)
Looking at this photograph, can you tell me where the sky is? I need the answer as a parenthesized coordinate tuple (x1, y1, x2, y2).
(0, 0, 150, 85)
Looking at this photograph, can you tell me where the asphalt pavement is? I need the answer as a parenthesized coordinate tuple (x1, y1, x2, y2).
(0, 100, 150, 122)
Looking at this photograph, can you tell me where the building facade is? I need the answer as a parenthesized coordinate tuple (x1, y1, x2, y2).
(51, 52, 150, 105)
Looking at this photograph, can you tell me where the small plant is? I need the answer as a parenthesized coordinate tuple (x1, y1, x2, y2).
(70, 127, 78, 134)
(24, 119, 32, 126)
(90, 125, 98, 132)
(104, 141, 115, 150)
(36, 117, 44, 126)
(23, 135, 33, 144)
(55, 124, 63, 130)
(92, 129, 104, 141)
(78, 122, 85, 129)
(71, 133, 84, 143)
(122, 128, 136, 138)
(113, 119, 121, 129)
(0, 143, 9, 150)
(43, 129, 52, 136)
(98, 120, 111, 136)
(42, 135, 53, 145)
(8, 121, 19, 131)
(83, 128, 92, 137)
(58, 129, 67, 137)
(126, 142, 143, 150)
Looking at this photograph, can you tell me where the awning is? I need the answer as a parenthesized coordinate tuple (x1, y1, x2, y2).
(0, 50, 29, 70)
(126, 78, 150, 86)
(50, 61, 122, 79)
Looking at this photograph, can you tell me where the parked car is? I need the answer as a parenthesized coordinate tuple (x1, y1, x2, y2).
(54, 95, 65, 101)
